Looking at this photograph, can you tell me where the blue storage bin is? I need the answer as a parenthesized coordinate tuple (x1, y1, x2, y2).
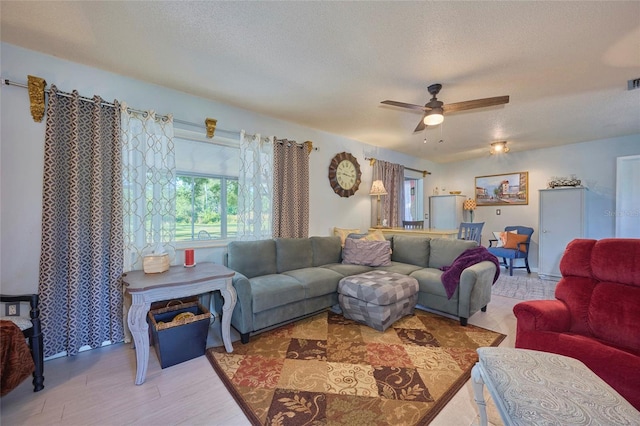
(148, 301, 211, 369)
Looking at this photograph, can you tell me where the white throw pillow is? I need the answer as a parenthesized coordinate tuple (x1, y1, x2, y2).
(492, 230, 517, 247)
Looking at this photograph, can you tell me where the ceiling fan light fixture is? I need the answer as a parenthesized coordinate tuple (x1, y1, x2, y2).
(423, 108, 444, 126)
(490, 141, 510, 155)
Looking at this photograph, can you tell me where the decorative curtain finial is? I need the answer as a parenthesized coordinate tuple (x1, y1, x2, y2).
(27, 75, 47, 122)
(205, 118, 217, 138)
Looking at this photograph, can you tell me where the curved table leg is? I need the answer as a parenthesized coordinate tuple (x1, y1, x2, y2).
(128, 301, 151, 385)
(219, 280, 237, 353)
(471, 363, 488, 426)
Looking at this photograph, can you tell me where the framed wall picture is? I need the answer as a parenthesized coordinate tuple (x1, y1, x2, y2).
(475, 172, 528, 206)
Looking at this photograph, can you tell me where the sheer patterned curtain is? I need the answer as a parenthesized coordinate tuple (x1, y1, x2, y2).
(121, 104, 176, 271)
(272, 138, 311, 238)
(38, 87, 124, 357)
(373, 160, 405, 227)
(237, 130, 273, 240)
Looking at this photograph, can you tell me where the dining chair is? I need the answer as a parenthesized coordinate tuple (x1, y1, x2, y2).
(458, 222, 484, 245)
(402, 220, 424, 229)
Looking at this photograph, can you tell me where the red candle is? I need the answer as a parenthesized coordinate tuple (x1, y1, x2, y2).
(184, 249, 195, 267)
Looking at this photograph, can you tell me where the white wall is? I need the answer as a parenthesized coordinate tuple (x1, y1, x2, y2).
(0, 43, 438, 294)
(440, 134, 640, 268)
(2, 43, 638, 294)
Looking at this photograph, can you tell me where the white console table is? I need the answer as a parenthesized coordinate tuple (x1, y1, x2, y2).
(123, 262, 236, 385)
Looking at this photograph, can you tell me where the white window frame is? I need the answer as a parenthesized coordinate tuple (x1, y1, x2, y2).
(173, 128, 240, 249)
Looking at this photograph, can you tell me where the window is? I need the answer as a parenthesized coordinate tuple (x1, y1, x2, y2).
(404, 175, 424, 221)
(174, 129, 240, 242)
(176, 174, 238, 241)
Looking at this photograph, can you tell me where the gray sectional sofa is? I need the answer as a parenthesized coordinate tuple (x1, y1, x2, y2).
(222, 234, 497, 343)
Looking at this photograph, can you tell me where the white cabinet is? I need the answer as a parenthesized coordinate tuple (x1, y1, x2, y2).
(429, 195, 465, 229)
(538, 187, 588, 279)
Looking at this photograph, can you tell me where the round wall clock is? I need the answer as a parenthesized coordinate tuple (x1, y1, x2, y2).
(328, 152, 362, 198)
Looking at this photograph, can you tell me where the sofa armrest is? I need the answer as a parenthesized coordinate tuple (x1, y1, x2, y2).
(458, 261, 496, 318)
(513, 300, 571, 333)
(214, 271, 254, 335)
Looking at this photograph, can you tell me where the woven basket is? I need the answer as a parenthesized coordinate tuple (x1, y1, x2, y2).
(148, 301, 211, 331)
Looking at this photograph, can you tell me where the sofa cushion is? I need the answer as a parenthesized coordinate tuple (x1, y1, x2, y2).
(553, 276, 597, 336)
(410, 268, 448, 298)
(320, 263, 373, 277)
(375, 262, 423, 276)
(590, 282, 640, 352)
(275, 238, 313, 273)
(559, 239, 596, 278)
(283, 267, 344, 298)
(310, 236, 342, 266)
(227, 240, 277, 279)
(250, 274, 306, 313)
(429, 238, 477, 269)
(342, 238, 391, 266)
(591, 238, 640, 286)
(391, 235, 430, 266)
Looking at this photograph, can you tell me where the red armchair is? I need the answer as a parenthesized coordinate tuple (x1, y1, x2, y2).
(513, 238, 640, 409)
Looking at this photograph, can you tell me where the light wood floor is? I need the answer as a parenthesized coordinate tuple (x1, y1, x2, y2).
(1, 293, 521, 425)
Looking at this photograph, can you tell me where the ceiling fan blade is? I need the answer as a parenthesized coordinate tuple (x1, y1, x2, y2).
(443, 96, 510, 113)
(414, 119, 426, 133)
(381, 100, 426, 111)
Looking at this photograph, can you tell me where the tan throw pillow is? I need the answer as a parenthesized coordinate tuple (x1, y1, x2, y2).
(360, 229, 386, 242)
(503, 232, 529, 252)
(333, 227, 361, 247)
(360, 229, 392, 254)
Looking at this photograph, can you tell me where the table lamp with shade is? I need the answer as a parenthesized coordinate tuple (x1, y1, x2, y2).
(463, 198, 477, 223)
(370, 180, 388, 228)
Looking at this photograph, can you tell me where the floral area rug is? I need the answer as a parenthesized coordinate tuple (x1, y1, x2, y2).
(207, 309, 505, 425)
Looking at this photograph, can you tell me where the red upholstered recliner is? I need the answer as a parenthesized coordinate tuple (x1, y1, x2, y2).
(513, 238, 640, 410)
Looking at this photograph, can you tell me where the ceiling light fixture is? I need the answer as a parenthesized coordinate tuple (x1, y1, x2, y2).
(490, 141, 510, 155)
(423, 107, 444, 126)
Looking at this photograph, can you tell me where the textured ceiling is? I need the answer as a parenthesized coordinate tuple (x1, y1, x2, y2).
(2, 1, 639, 163)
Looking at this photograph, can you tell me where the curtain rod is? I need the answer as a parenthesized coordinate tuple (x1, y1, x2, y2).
(3, 78, 243, 138)
(4, 78, 318, 152)
(365, 157, 431, 177)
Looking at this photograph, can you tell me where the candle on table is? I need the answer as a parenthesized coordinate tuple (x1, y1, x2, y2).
(184, 249, 195, 267)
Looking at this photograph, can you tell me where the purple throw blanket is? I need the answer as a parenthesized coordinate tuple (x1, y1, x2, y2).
(440, 246, 501, 299)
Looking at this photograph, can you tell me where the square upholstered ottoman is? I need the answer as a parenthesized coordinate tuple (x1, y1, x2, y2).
(338, 270, 419, 331)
